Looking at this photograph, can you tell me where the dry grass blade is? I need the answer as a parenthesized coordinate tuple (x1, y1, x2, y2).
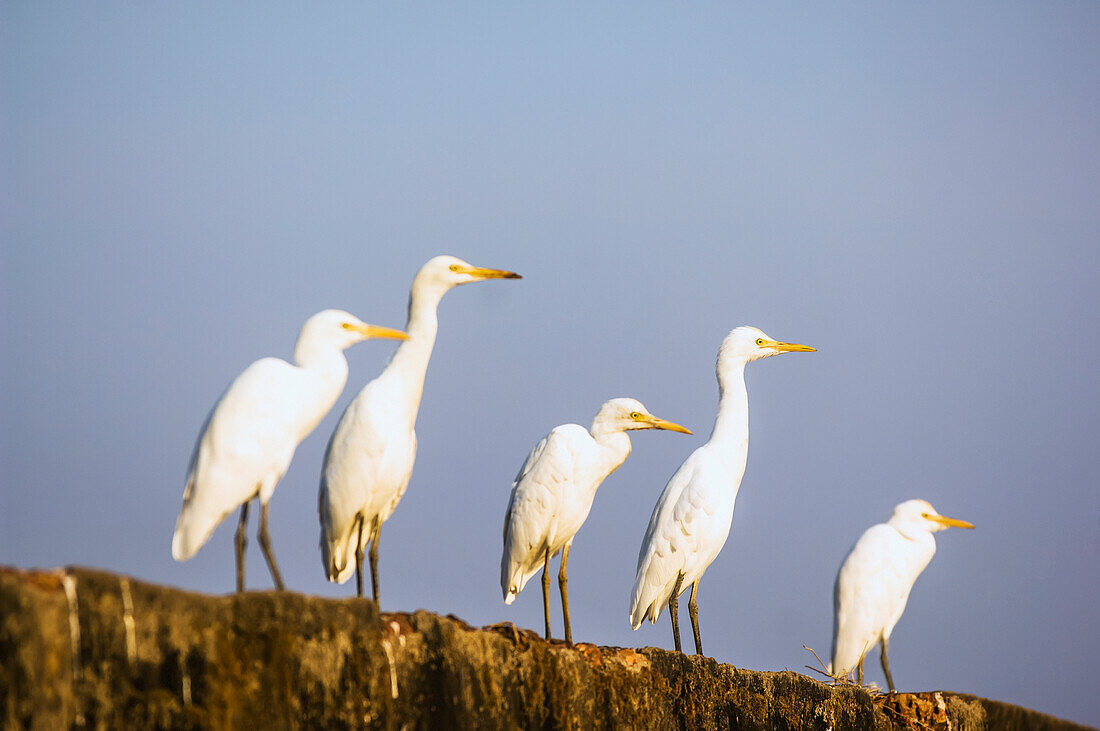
(801, 645, 879, 694)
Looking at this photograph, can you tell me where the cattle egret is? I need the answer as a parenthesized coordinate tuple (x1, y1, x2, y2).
(629, 326, 815, 654)
(172, 310, 408, 592)
(501, 398, 692, 644)
(830, 499, 974, 691)
(320, 256, 520, 602)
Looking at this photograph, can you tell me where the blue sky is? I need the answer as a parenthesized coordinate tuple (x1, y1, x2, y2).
(3, 3, 1098, 725)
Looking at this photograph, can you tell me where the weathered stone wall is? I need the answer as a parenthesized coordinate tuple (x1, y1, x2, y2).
(0, 567, 1089, 730)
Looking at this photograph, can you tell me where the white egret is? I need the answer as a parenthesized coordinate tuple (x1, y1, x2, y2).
(629, 326, 815, 654)
(171, 310, 408, 592)
(830, 499, 974, 691)
(501, 398, 692, 644)
(319, 256, 520, 601)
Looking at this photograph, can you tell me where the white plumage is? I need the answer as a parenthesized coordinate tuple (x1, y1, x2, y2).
(830, 498, 974, 691)
(171, 309, 407, 591)
(629, 326, 815, 654)
(319, 256, 520, 601)
(501, 398, 691, 644)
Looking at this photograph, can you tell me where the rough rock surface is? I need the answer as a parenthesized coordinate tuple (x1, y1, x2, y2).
(0, 566, 1089, 730)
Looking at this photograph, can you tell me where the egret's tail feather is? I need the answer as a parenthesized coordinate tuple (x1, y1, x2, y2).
(628, 601, 655, 631)
(171, 531, 192, 562)
(319, 494, 361, 584)
(628, 587, 666, 630)
(628, 586, 649, 630)
(171, 508, 219, 562)
(500, 562, 538, 605)
(500, 570, 524, 605)
(320, 538, 341, 582)
(332, 557, 355, 585)
(321, 522, 358, 584)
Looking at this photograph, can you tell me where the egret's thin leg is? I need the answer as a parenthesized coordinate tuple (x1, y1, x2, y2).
(354, 514, 366, 598)
(880, 637, 896, 693)
(542, 546, 552, 640)
(234, 502, 250, 593)
(368, 516, 381, 604)
(257, 501, 285, 591)
(856, 655, 865, 686)
(558, 543, 573, 646)
(668, 572, 684, 653)
(688, 579, 702, 656)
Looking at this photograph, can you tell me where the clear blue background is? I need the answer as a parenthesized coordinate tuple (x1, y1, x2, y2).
(3, 3, 1098, 725)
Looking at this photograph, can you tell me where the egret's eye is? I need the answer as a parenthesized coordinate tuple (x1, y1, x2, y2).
(921, 513, 931, 519)
(755, 338, 765, 346)
(449, 264, 461, 272)
(630, 412, 642, 420)
(341, 322, 356, 331)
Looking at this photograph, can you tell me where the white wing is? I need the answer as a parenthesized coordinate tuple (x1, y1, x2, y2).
(172, 358, 305, 561)
(380, 429, 416, 523)
(502, 434, 550, 545)
(830, 524, 916, 677)
(318, 375, 411, 583)
(500, 425, 587, 603)
(629, 447, 705, 628)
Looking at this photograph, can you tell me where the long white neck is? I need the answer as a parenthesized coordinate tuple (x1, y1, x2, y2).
(292, 338, 351, 437)
(294, 334, 351, 381)
(588, 421, 633, 486)
(377, 280, 449, 427)
(891, 519, 940, 549)
(888, 522, 938, 579)
(708, 359, 750, 470)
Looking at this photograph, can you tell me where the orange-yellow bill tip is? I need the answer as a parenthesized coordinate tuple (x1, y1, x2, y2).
(463, 265, 522, 280)
(934, 515, 975, 529)
(360, 324, 409, 340)
(649, 416, 693, 435)
(772, 341, 816, 353)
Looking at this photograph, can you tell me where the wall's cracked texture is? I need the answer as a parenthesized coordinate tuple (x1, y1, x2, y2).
(0, 567, 1088, 730)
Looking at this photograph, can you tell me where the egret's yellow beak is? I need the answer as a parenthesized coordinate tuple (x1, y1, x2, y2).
(760, 340, 816, 353)
(643, 415, 693, 435)
(344, 323, 409, 340)
(457, 265, 522, 280)
(928, 514, 975, 529)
